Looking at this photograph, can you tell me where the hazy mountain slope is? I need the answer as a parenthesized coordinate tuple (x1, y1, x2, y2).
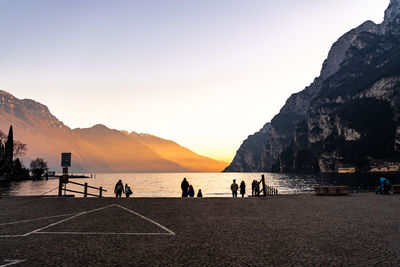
(73, 125, 188, 172)
(133, 132, 228, 172)
(0, 90, 107, 172)
(0, 90, 225, 172)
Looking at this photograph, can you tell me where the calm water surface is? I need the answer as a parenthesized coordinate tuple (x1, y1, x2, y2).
(0, 172, 396, 197)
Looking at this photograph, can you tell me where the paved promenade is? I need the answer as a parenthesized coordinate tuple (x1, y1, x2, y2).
(0, 194, 400, 266)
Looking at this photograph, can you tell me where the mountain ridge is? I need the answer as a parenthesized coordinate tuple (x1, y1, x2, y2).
(0, 90, 227, 173)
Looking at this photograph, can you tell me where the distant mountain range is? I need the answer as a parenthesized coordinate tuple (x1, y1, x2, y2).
(225, 0, 400, 173)
(0, 90, 227, 173)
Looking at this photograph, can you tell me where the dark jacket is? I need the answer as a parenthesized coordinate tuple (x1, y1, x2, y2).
(114, 181, 124, 193)
(188, 185, 195, 197)
(240, 182, 246, 194)
(181, 179, 189, 192)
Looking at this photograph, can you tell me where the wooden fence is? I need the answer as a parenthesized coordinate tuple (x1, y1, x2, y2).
(58, 178, 106, 197)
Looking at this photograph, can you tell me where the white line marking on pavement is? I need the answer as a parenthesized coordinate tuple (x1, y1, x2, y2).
(113, 204, 176, 235)
(0, 212, 82, 226)
(0, 259, 27, 267)
(24, 205, 115, 236)
(35, 232, 174, 235)
(0, 204, 175, 237)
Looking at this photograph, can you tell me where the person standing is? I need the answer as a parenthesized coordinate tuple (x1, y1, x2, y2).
(255, 181, 260, 196)
(114, 179, 124, 198)
(231, 179, 239, 197)
(252, 180, 258, 196)
(240, 180, 246, 197)
(188, 185, 195, 197)
(181, 178, 189, 197)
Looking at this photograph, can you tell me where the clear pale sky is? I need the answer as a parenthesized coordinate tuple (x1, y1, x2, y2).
(0, 0, 389, 162)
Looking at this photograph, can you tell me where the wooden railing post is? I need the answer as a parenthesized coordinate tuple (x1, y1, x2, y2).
(99, 187, 103, 197)
(261, 175, 266, 197)
(58, 177, 63, 197)
(84, 183, 88, 198)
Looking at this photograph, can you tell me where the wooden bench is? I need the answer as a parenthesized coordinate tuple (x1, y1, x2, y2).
(314, 186, 349, 196)
(392, 185, 400, 194)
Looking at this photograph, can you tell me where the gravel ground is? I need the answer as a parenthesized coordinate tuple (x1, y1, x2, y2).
(0, 194, 400, 266)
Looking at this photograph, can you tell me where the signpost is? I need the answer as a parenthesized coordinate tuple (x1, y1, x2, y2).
(61, 153, 71, 167)
(59, 153, 72, 197)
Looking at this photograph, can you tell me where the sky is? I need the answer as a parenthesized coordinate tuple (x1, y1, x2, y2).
(0, 0, 390, 162)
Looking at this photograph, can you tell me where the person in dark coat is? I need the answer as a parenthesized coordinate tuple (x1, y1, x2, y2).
(114, 179, 124, 198)
(181, 178, 189, 197)
(252, 180, 258, 196)
(384, 177, 391, 194)
(255, 181, 260, 196)
(197, 189, 203, 197)
(188, 185, 195, 197)
(240, 180, 246, 197)
(231, 179, 238, 197)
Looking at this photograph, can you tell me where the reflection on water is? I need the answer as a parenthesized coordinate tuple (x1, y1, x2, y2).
(1, 172, 399, 197)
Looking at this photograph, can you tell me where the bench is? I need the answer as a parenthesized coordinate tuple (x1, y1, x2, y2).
(392, 185, 400, 194)
(314, 186, 349, 196)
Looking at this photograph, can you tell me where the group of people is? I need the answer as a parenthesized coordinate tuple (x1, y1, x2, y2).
(377, 177, 391, 194)
(230, 179, 261, 197)
(181, 178, 202, 197)
(114, 179, 133, 198)
(230, 179, 246, 197)
(251, 180, 260, 196)
(114, 178, 261, 198)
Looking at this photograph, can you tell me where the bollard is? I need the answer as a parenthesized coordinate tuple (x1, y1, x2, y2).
(58, 177, 63, 197)
(99, 187, 103, 197)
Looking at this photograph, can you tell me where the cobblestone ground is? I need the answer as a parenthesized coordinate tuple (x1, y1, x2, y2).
(0, 194, 400, 266)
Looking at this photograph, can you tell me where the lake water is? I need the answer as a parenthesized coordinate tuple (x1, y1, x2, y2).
(0, 172, 397, 197)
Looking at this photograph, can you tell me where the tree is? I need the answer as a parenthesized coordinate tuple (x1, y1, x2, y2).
(30, 158, 48, 178)
(0, 142, 4, 162)
(13, 141, 27, 157)
(5, 125, 14, 163)
(0, 128, 27, 158)
(0, 125, 28, 179)
(0, 130, 7, 143)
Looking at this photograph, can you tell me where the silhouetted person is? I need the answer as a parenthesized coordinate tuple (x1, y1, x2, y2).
(240, 180, 246, 197)
(231, 179, 238, 197)
(125, 184, 132, 198)
(197, 189, 203, 197)
(188, 185, 195, 197)
(255, 181, 260, 196)
(252, 180, 258, 196)
(181, 178, 189, 197)
(384, 177, 391, 194)
(114, 179, 124, 198)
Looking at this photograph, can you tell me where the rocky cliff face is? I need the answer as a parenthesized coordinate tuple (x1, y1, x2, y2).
(225, 0, 400, 173)
(224, 123, 271, 172)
